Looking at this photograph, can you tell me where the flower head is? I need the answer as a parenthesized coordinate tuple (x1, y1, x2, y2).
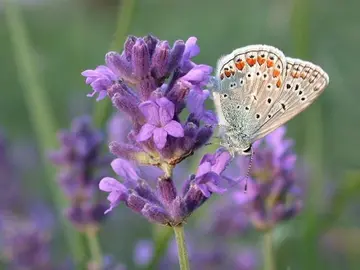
(234, 126, 303, 231)
(85, 34, 229, 227)
(49, 116, 109, 230)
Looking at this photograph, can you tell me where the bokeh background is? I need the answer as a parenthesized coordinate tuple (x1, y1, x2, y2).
(1, 0, 360, 269)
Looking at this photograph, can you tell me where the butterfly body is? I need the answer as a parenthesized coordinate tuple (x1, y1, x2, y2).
(212, 45, 329, 156)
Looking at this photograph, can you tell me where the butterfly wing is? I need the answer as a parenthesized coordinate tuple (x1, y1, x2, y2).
(249, 57, 329, 141)
(214, 45, 288, 142)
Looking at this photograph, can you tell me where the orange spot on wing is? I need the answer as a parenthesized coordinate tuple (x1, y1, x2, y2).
(291, 71, 300, 78)
(257, 56, 266, 65)
(276, 79, 282, 88)
(235, 61, 245, 70)
(224, 70, 232, 77)
(246, 58, 256, 67)
(267, 60, 274, 68)
(300, 72, 307, 79)
(273, 69, 280, 78)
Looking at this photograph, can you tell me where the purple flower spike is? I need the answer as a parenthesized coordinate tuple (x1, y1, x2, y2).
(99, 177, 129, 214)
(137, 97, 184, 149)
(81, 66, 117, 101)
(233, 126, 303, 231)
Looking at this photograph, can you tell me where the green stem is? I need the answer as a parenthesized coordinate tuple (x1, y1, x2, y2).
(263, 230, 276, 270)
(86, 229, 103, 269)
(173, 226, 190, 270)
(93, 0, 136, 128)
(4, 0, 85, 265)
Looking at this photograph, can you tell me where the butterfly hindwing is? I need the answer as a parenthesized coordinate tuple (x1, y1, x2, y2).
(250, 57, 329, 141)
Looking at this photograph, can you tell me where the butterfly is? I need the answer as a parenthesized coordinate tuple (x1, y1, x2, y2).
(211, 45, 329, 156)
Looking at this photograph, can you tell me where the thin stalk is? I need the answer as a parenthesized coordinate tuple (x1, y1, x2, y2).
(93, 0, 136, 128)
(263, 230, 276, 270)
(86, 229, 103, 269)
(4, 0, 85, 265)
(173, 226, 190, 270)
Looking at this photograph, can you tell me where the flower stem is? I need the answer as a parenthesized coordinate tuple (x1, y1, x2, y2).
(263, 230, 276, 270)
(86, 228, 103, 269)
(4, 0, 85, 265)
(173, 226, 190, 270)
(93, 0, 136, 128)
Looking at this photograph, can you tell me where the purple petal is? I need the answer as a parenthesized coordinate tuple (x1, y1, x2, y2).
(184, 37, 200, 58)
(156, 97, 175, 126)
(137, 123, 156, 142)
(139, 101, 160, 125)
(195, 161, 211, 178)
(211, 150, 232, 175)
(96, 90, 108, 101)
(99, 177, 127, 193)
(180, 65, 213, 85)
(153, 128, 168, 149)
(163, 120, 184, 138)
(111, 158, 140, 182)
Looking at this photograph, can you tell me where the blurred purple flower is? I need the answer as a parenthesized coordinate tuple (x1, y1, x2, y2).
(133, 240, 154, 266)
(49, 116, 109, 230)
(233, 126, 303, 231)
(137, 97, 184, 149)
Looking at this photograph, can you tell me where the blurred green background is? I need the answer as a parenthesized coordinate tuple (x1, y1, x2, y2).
(1, 0, 360, 269)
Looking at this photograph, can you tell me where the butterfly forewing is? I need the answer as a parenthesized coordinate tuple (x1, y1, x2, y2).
(213, 44, 329, 154)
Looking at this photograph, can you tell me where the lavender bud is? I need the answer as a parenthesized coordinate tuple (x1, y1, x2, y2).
(151, 41, 170, 80)
(138, 77, 157, 100)
(111, 92, 143, 124)
(126, 192, 147, 213)
(141, 203, 170, 225)
(167, 40, 185, 73)
(105, 51, 134, 83)
(193, 125, 213, 150)
(183, 184, 207, 215)
(132, 39, 150, 78)
(143, 34, 159, 57)
(124, 35, 137, 61)
(158, 178, 177, 204)
(135, 179, 160, 204)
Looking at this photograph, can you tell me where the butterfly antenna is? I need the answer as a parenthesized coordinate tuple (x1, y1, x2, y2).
(244, 148, 254, 193)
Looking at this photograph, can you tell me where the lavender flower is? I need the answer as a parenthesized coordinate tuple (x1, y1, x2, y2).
(0, 214, 53, 270)
(99, 149, 230, 226)
(233, 126, 303, 231)
(82, 34, 229, 227)
(82, 35, 216, 171)
(49, 116, 108, 230)
(0, 132, 57, 269)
